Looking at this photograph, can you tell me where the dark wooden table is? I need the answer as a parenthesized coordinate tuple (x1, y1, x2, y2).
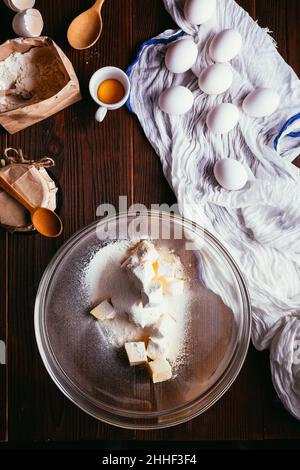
(1, 0, 300, 444)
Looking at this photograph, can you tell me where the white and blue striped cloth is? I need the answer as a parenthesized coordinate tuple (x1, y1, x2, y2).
(126, 0, 300, 420)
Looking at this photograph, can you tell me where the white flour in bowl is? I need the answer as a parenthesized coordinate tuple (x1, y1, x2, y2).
(83, 240, 191, 372)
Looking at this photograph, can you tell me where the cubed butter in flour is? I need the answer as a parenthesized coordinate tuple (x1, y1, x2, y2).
(155, 276, 168, 294)
(141, 280, 163, 308)
(146, 337, 169, 361)
(126, 260, 155, 289)
(167, 278, 185, 296)
(135, 240, 159, 263)
(156, 259, 176, 279)
(153, 314, 176, 338)
(121, 240, 158, 269)
(125, 341, 147, 366)
(128, 301, 162, 328)
(149, 358, 172, 383)
(90, 299, 116, 321)
(121, 252, 139, 269)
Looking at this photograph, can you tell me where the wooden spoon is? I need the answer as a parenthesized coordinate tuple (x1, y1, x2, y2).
(0, 175, 63, 238)
(67, 0, 106, 50)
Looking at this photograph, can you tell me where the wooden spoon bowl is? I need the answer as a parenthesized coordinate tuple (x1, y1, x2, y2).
(67, 0, 106, 50)
(31, 207, 63, 238)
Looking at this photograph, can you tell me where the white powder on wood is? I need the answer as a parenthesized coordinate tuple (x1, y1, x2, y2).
(83, 240, 191, 372)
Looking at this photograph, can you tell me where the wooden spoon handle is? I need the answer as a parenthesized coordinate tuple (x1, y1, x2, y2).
(0, 174, 34, 213)
(93, 0, 105, 12)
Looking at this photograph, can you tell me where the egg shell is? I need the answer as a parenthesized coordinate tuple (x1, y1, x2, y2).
(209, 29, 242, 63)
(242, 87, 280, 118)
(3, 0, 35, 12)
(159, 86, 194, 115)
(198, 63, 233, 95)
(184, 0, 216, 25)
(12, 10, 28, 36)
(206, 103, 239, 134)
(214, 159, 248, 191)
(165, 38, 198, 74)
(12, 8, 43, 37)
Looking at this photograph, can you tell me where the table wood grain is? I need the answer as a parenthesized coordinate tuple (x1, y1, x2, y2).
(0, 0, 300, 443)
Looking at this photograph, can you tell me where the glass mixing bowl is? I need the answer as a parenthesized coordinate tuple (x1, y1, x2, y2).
(35, 211, 251, 429)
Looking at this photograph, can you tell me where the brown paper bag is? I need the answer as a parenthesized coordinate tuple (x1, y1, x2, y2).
(0, 148, 58, 233)
(0, 37, 81, 134)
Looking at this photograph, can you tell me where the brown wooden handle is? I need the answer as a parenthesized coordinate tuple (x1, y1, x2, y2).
(93, 0, 105, 12)
(0, 174, 34, 213)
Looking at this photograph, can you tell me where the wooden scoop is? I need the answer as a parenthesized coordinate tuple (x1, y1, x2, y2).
(67, 0, 106, 50)
(0, 174, 63, 238)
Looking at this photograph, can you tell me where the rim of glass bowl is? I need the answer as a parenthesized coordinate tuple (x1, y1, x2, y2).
(34, 211, 251, 429)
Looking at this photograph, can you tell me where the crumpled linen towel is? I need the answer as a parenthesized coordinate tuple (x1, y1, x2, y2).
(126, 0, 300, 419)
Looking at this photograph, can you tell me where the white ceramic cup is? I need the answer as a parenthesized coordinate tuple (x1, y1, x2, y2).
(89, 66, 131, 122)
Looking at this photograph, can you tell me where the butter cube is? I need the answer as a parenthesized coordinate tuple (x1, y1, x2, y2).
(90, 300, 116, 321)
(147, 337, 169, 361)
(135, 240, 159, 263)
(167, 278, 185, 296)
(126, 261, 155, 289)
(157, 259, 176, 279)
(149, 358, 172, 383)
(128, 301, 161, 328)
(153, 314, 176, 338)
(121, 252, 139, 269)
(121, 241, 158, 269)
(141, 280, 163, 308)
(125, 341, 147, 366)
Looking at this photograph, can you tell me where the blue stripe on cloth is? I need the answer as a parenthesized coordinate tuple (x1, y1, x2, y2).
(274, 112, 300, 151)
(287, 131, 300, 138)
(125, 30, 185, 113)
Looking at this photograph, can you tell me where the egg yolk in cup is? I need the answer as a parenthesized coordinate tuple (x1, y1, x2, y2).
(97, 79, 125, 105)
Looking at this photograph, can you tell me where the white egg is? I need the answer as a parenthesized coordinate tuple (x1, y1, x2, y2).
(165, 38, 198, 74)
(242, 87, 280, 118)
(159, 86, 194, 115)
(12, 8, 43, 37)
(3, 0, 35, 12)
(198, 63, 233, 95)
(214, 159, 248, 191)
(184, 0, 216, 25)
(206, 103, 239, 134)
(209, 29, 242, 63)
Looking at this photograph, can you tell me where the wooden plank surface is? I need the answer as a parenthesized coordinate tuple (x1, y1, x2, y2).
(0, 126, 7, 442)
(0, 0, 300, 443)
(0, 207, 7, 443)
